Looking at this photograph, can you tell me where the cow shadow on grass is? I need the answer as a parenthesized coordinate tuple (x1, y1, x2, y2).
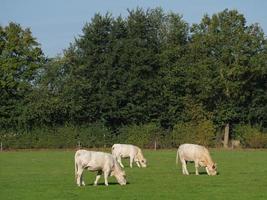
(188, 171, 220, 175)
(87, 182, 130, 186)
(187, 172, 207, 175)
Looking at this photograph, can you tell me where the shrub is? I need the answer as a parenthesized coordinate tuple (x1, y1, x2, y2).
(3, 122, 265, 149)
(234, 125, 267, 148)
(171, 120, 216, 147)
(0, 123, 112, 149)
(77, 123, 112, 148)
(118, 123, 161, 148)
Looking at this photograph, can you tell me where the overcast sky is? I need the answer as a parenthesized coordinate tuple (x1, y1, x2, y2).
(1, 0, 266, 57)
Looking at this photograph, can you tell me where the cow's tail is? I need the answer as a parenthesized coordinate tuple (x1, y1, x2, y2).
(74, 152, 78, 181)
(75, 160, 77, 180)
(176, 148, 179, 165)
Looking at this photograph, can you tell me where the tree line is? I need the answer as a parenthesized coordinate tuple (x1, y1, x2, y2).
(0, 8, 266, 148)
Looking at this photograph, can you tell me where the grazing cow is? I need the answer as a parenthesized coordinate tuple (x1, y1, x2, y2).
(74, 150, 127, 186)
(112, 144, 147, 168)
(176, 144, 217, 176)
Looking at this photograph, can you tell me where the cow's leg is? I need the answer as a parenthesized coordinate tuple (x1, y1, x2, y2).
(129, 156, 134, 168)
(136, 161, 141, 168)
(81, 180, 85, 186)
(181, 159, 189, 175)
(94, 171, 102, 186)
(76, 166, 84, 186)
(117, 156, 124, 168)
(104, 170, 109, 186)
(135, 160, 141, 168)
(81, 177, 86, 186)
(195, 161, 199, 175)
(205, 167, 210, 175)
(80, 169, 86, 186)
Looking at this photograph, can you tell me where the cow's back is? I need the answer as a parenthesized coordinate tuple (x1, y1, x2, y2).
(112, 144, 138, 157)
(75, 150, 114, 171)
(178, 144, 209, 161)
(90, 151, 114, 168)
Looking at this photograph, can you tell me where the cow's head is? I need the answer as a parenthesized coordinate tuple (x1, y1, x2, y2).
(136, 152, 147, 168)
(114, 170, 127, 185)
(206, 163, 217, 176)
(112, 162, 127, 185)
(140, 158, 147, 168)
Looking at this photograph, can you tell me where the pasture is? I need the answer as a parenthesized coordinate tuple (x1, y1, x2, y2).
(0, 149, 267, 200)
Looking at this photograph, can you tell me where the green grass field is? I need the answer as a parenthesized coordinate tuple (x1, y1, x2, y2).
(1, 149, 267, 200)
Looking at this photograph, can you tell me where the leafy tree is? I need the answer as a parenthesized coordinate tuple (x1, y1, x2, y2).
(63, 13, 123, 125)
(117, 8, 164, 125)
(158, 12, 189, 128)
(188, 9, 267, 147)
(1, 9, 266, 149)
(23, 57, 69, 128)
(0, 22, 44, 129)
(63, 8, 184, 128)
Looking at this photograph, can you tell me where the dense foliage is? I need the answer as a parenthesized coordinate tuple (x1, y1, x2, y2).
(0, 8, 266, 148)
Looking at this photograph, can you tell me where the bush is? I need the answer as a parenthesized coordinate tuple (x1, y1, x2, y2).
(0, 123, 112, 149)
(171, 120, 216, 147)
(77, 123, 112, 148)
(33, 126, 77, 148)
(234, 125, 267, 148)
(118, 123, 161, 148)
(2, 122, 266, 149)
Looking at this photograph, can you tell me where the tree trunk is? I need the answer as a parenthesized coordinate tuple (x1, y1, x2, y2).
(223, 123, 230, 148)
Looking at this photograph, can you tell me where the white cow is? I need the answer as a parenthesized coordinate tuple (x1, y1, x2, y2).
(74, 150, 127, 186)
(176, 143, 217, 176)
(112, 144, 147, 168)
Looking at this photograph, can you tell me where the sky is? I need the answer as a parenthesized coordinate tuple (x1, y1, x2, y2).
(1, 0, 267, 57)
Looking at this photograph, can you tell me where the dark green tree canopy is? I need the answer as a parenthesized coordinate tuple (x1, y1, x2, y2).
(0, 22, 44, 129)
(1, 8, 266, 133)
(188, 9, 267, 126)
